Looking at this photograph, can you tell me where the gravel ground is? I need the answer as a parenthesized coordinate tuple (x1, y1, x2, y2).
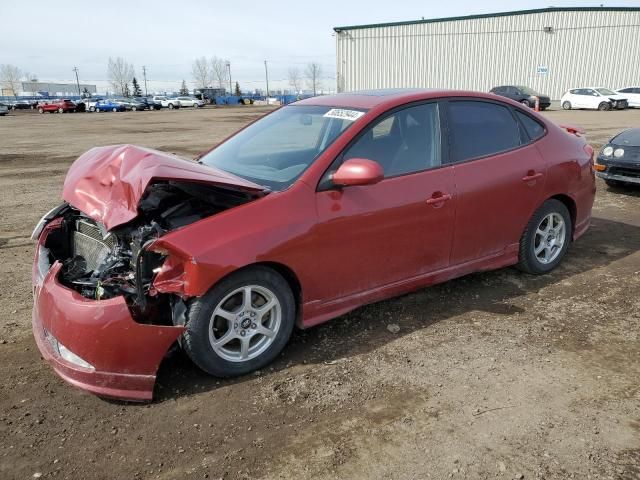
(0, 106, 638, 480)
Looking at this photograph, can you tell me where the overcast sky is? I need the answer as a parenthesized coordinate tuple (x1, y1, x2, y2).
(2, 0, 639, 93)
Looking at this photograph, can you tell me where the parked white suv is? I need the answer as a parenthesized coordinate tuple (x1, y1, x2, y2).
(561, 87, 628, 111)
(152, 96, 181, 109)
(616, 87, 640, 108)
(176, 96, 204, 108)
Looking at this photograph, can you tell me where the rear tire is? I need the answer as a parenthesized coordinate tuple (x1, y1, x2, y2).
(182, 266, 295, 377)
(168, 103, 174, 109)
(562, 101, 572, 110)
(38, 107, 44, 114)
(517, 199, 572, 275)
(520, 99, 531, 108)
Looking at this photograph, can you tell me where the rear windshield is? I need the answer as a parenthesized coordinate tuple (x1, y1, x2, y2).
(612, 129, 640, 147)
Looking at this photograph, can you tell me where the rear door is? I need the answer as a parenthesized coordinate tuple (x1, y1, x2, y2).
(445, 99, 547, 264)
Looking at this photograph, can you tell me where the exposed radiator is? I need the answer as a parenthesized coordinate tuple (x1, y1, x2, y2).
(72, 219, 117, 272)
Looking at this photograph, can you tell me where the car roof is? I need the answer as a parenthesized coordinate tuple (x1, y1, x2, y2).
(294, 89, 506, 110)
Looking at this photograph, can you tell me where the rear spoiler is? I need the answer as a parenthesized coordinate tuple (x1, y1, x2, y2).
(559, 124, 586, 136)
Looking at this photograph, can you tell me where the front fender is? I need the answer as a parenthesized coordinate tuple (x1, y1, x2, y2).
(150, 181, 316, 298)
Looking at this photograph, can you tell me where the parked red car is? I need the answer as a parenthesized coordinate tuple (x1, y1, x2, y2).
(31, 89, 596, 400)
(38, 99, 76, 114)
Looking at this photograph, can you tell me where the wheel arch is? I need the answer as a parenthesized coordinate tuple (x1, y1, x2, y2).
(548, 193, 577, 235)
(197, 261, 304, 328)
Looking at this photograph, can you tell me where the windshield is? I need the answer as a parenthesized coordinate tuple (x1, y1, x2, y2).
(518, 86, 539, 95)
(596, 88, 616, 96)
(200, 105, 364, 191)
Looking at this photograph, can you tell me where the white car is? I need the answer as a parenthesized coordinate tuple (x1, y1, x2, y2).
(616, 87, 640, 108)
(152, 96, 181, 109)
(85, 98, 103, 112)
(561, 87, 629, 111)
(175, 96, 204, 108)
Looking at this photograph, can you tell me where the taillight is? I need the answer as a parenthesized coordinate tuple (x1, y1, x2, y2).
(584, 144, 594, 160)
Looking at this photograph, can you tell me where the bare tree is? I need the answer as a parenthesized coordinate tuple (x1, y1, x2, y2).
(288, 67, 302, 94)
(211, 56, 227, 89)
(304, 63, 322, 96)
(0, 64, 23, 97)
(191, 56, 210, 90)
(107, 57, 135, 95)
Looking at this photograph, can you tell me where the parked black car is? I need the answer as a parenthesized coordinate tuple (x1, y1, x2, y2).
(490, 85, 551, 110)
(9, 99, 38, 110)
(595, 128, 640, 188)
(139, 97, 162, 110)
(0, 103, 8, 116)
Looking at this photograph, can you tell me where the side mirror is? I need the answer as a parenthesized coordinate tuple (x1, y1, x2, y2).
(332, 158, 384, 187)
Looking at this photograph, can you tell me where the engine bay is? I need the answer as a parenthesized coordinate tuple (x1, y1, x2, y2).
(41, 180, 259, 311)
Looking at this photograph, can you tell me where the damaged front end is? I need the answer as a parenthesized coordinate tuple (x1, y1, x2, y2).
(47, 180, 257, 311)
(32, 145, 267, 401)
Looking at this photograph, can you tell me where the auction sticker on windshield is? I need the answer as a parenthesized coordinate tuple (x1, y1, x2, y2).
(323, 109, 365, 121)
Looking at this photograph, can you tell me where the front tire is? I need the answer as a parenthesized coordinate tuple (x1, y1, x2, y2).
(520, 99, 531, 108)
(38, 107, 44, 114)
(168, 103, 174, 109)
(182, 267, 295, 377)
(598, 102, 611, 111)
(517, 199, 572, 275)
(562, 101, 572, 110)
(605, 179, 625, 188)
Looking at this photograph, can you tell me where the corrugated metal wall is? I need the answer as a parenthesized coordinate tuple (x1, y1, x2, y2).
(335, 10, 640, 99)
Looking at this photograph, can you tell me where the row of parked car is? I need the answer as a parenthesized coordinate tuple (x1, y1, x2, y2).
(490, 84, 640, 111)
(0, 96, 206, 115)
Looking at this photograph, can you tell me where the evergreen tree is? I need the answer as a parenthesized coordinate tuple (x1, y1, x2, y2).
(234, 81, 241, 96)
(132, 77, 142, 97)
(179, 80, 189, 96)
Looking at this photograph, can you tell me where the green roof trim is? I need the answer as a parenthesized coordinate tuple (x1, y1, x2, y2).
(333, 6, 640, 32)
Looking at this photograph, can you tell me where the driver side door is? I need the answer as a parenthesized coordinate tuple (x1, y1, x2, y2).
(310, 102, 456, 303)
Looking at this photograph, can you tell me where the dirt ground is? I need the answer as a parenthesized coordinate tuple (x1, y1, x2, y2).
(0, 106, 639, 480)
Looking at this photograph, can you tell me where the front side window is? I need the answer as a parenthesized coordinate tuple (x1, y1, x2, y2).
(341, 103, 441, 177)
(448, 101, 521, 162)
(596, 88, 616, 96)
(200, 105, 361, 191)
(517, 86, 539, 96)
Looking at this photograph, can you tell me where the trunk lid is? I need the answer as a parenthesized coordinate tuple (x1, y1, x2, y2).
(62, 144, 266, 230)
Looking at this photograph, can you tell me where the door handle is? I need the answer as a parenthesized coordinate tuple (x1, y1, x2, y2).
(522, 172, 543, 182)
(426, 193, 452, 205)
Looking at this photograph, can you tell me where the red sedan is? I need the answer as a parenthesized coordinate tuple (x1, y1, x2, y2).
(38, 99, 76, 114)
(31, 89, 596, 400)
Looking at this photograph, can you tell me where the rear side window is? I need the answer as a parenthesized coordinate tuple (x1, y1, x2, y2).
(448, 101, 521, 162)
(515, 111, 545, 141)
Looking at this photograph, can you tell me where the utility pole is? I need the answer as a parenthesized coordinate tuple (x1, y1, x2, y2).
(72, 67, 81, 96)
(142, 66, 148, 96)
(264, 60, 270, 100)
(226, 61, 232, 97)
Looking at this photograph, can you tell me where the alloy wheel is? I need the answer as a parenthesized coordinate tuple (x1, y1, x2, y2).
(534, 213, 566, 264)
(208, 285, 282, 362)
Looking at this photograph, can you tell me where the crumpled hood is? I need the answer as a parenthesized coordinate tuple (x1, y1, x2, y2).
(62, 144, 265, 230)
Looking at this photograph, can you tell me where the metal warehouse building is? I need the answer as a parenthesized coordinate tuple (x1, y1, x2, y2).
(334, 7, 640, 99)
